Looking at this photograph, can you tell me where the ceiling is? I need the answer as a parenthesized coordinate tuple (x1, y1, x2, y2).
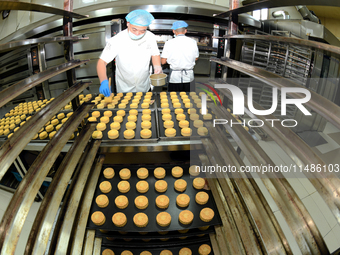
(306, 6, 340, 20)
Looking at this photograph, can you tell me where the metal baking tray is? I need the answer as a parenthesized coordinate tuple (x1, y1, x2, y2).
(101, 235, 215, 254)
(95, 226, 214, 240)
(87, 164, 221, 233)
(86, 109, 159, 143)
(157, 110, 209, 141)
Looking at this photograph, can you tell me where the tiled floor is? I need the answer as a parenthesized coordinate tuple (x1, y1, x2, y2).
(0, 123, 339, 254)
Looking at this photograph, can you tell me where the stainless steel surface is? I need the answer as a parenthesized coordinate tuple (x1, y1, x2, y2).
(51, 140, 101, 255)
(212, 57, 340, 130)
(217, 86, 340, 227)
(69, 155, 105, 254)
(0, 0, 87, 19)
(0, 36, 88, 53)
(0, 59, 88, 108)
(92, 237, 102, 255)
(0, 80, 92, 180)
(82, 230, 96, 255)
(214, 0, 340, 18)
(203, 122, 290, 254)
(24, 122, 97, 255)
(150, 73, 167, 86)
(0, 103, 93, 255)
(238, 14, 261, 28)
(210, 103, 328, 254)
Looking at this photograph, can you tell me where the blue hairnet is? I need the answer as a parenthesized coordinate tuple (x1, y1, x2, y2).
(171, 21, 188, 30)
(126, 9, 154, 26)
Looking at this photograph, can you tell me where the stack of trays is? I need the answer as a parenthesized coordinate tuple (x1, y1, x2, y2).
(88, 164, 221, 254)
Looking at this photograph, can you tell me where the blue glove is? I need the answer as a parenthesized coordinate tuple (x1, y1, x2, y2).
(99, 80, 110, 97)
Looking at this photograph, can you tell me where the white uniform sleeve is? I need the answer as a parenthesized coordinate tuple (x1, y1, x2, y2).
(99, 36, 119, 64)
(194, 41, 199, 58)
(161, 41, 170, 59)
(150, 34, 160, 56)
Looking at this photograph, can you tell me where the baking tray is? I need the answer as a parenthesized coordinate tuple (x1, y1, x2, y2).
(86, 109, 159, 143)
(91, 92, 156, 110)
(95, 225, 214, 240)
(157, 110, 209, 141)
(87, 164, 221, 232)
(101, 236, 214, 254)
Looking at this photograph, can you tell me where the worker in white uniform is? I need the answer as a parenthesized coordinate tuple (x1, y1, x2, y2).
(97, 9, 162, 96)
(161, 21, 199, 92)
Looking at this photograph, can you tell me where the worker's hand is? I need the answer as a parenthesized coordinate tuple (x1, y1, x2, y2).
(99, 80, 111, 97)
(153, 65, 163, 74)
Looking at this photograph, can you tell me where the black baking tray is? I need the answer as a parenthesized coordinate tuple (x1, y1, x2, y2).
(91, 92, 156, 110)
(87, 164, 221, 232)
(95, 225, 214, 240)
(157, 110, 209, 141)
(86, 109, 159, 143)
(101, 236, 214, 255)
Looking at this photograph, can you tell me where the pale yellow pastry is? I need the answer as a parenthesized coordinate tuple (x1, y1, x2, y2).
(173, 102, 181, 108)
(178, 210, 194, 225)
(176, 113, 186, 121)
(119, 168, 131, 180)
(39, 131, 48, 139)
(96, 194, 109, 208)
(110, 122, 121, 130)
(115, 195, 129, 209)
(196, 191, 209, 205)
(141, 114, 151, 122)
(107, 104, 115, 109)
(103, 167, 115, 179)
(190, 114, 199, 121)
(102, 248, 114, 255)
(175, 108, 184, 115)
(46, 124, 54, 132)
(118, 181, 130, 193)
(92, 111, 100, 118)
(56, 124, 63, 131)
(100, 116, 110, 123)
(136, 180, 149, 193)
(141, 121, 151, 129)
(142, 109, 151, 115)
(96, 123, 106, 131)
(112, 212, 127, 227)
(140, 251, 152, 255)
(49, 131, 56, 139)
(161, 108, 170, 114)
(129, 109, 138, 115)
(118, 103, 127, 109)
(161, 103, 169, 108)
(164, 120, 174, 129)
(198, 244, 212, 255)
(189, 165, 200, 176)
(172, 99, 180, 104)
(172, 166, 183, 178)
(133, 213, 148, 227)
(165, 128, 176, 137)
(127, 115, 137, 122)
(134, 195, 149, 209)
(52, 119, 59, 126)
(179, 120, 189, 128)
(200, 208, 215, 222)
(126, 121, 136, 130)
(141, 103, 149, 109)
(113, 115, 123, 123)
(99, 181, 112, 193)
(88, 117, 97, 122)
(162, 114, 172, 121)
(194, 120, 204, 128)
(160, 250, 173, 255)
(124, 129, 135, 139)
(197, 127, 208, 136)
(156, 195, 170, 209)
(57, 113, 65, 119)
(140, 129, 152, 139)
(181, 128, 192, 137)
(130, 103, 138, 108)
(155, 180, 168, 193)
(108, 129, 119, 139)
(176, 194, 190, 207)
(137, 167, 149, 179)
(203, 113, 212, 120)
(92, 130, 103, 139)
(154, 167, 166, 179)
(91, 211, 105, 226)
(174, 179, 187, 192)
(193, 177, 205, 189)
(156, 212, 171, 227)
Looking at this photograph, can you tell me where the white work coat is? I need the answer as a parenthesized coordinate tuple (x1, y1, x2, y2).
(161, 35, 199, 83)
(100, 29, 160, 92)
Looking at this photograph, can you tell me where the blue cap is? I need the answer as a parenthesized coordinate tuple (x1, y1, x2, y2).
(126, 9, 154, 26)
(171, 21, 188, 30)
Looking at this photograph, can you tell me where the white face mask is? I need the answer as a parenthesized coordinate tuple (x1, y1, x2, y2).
(128, 30, 145, 40)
